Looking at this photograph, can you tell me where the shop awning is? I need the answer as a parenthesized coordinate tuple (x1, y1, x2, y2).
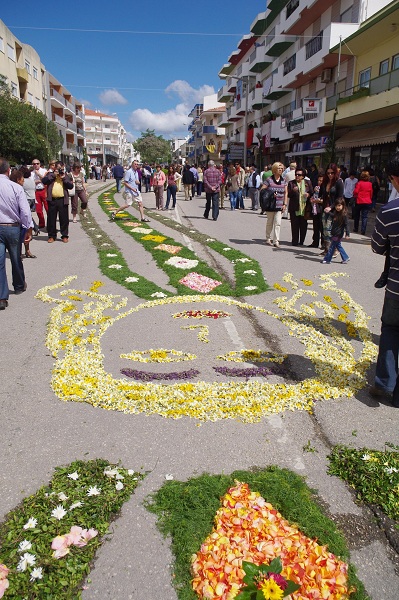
(287, 148, 326, 157)
(336, 123, 399, 149)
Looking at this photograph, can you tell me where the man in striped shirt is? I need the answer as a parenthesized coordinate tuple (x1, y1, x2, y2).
(371, 152, 399, 407)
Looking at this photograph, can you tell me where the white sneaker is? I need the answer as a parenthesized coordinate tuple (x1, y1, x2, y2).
(274, 241, 280, 248)
(266, 239, 273, 246)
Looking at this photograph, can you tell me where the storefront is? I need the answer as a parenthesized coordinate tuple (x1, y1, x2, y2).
(287, 137, 329, 169)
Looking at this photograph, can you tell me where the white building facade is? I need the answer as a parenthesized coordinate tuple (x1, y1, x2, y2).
(217, 0, 389, 169)
(85, 109, 129, 166)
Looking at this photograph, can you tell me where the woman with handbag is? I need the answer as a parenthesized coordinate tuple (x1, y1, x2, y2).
(70, 163, 88, 223)
(287, 168, 313, 246)
(260, 162, 288, 248)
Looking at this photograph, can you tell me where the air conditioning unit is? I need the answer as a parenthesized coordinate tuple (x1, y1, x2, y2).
(321, 68, 332, 83)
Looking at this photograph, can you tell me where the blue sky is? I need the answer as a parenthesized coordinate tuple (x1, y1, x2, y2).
(2, 0, 267, 140)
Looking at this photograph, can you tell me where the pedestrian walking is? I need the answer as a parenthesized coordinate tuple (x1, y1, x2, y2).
(42, 161, 74, 243)
(287, 168, 313, 246)
(111, 160, 149, 222)
(153, 165, 166, 210)
(321, 198, 350, 264)
(203, 160, 221, 221)
(261, 162, 288, 248)
(353, 171, 373, 235)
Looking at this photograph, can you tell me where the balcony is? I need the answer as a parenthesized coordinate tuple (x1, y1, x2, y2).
(50, 89, 65, 107)
(218, 113, 229, 127)
(226, 77, 237, 93)
(325, 70, 399, 126)
(77, 127, 85, 137)
(66, 121, 77, 132)
(53, 114, 67, 127)
(85, 126, 95, 132)
(249, 45, 272, 74)
(64, 99, 75, 114)
(217, 85, 233, 103)
(203, 126, 217, 134)
(76, 108, 84, 120)
(283, 0, 336, 35)
(250, 11, 267, 36)
(218, 63, 235, 77)
(266, 36, 295, 58)
(250, 86, 270, 110)
(66, 142, 77, 151)
(16, 67, 29, 83)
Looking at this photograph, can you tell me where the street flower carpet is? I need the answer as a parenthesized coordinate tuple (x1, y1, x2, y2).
(0, 185, 392, 599)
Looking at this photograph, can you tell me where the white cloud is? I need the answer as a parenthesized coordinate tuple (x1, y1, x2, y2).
(79, 98, 92, 108)
(125, 131, 135, 142)
(129, 80, 215, 136)
(99, 89, 128, 106)
(129, 103, 188, 135)
(165, 80, 214, 104)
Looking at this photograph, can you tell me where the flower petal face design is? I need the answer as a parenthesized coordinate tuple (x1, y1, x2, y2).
(36, 273, 377, 422)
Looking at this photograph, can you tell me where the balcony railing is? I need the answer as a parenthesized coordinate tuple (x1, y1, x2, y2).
(50, 89, 64, 104)
(66, 142, 76, 151)
(326, 69, 399, 111)
(77, 127, 85, 136)
(283, 54, 296, 76)
(306, 32, 323, 59)
(53, 114, 67, 127)
(286, 0, 299, 19)
(66, 121, 77, 132)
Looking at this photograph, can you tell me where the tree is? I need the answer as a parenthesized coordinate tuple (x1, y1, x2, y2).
(0, 84, 62, 164)
(133, 129, 171, 164)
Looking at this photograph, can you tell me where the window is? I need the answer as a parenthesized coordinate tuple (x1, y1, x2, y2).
(25, 60, 31, 74)
(286, 0, 299, 19)
(0, 37, 4, 53)
(359, 68, 371, 88)
(33, 66, 38, 79)
(340, 8, 353, 23)
(283, 54, 296, 76)
(35, 97, 41, 109)
(11, 81, 18, 97)
(28, 92, 33, 105)
(393, 54, 399, 70)
(305, 32, 323, 59)
(7, 44, 15, 61)
(380, 59, 389, 76)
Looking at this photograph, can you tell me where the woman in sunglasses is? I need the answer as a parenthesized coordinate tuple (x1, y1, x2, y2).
(287, 168, 313, 246)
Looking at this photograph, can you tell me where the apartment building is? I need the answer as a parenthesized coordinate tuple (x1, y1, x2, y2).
(217, 0, 388, 169)
(325, 0, 399, 175)
(46, 72, 85, 165)
(84, 109, 129, 166)
(187, 103, 203, 164)
(0, 19, 46, 113)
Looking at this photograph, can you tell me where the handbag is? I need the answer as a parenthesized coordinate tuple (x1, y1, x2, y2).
(260, 187, 277, 212)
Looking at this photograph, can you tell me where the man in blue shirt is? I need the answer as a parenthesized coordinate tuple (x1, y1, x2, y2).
(0, 158, 32, 309)
(113, 162, 124, 193)
(110, 160, 149, 222)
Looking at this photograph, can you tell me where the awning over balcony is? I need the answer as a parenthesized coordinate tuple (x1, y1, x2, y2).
(336, 123, 399, 149)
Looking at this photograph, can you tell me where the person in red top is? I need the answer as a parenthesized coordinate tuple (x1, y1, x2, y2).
(353, 170, 373, 235)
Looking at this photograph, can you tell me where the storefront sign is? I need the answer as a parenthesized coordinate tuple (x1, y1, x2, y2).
(228, 143, 244, 160)
(303, 98, 320, 114)
(288, 117, 304, 132)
